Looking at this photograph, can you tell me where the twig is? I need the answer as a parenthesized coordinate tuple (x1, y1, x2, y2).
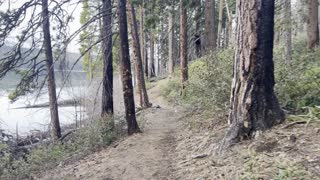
(282, 121, 307, 129)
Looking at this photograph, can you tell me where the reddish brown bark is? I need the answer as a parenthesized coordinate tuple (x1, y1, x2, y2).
(204, 0, 216, 51)
(223, 0, 285, 147)
(127, 3, 151, 109)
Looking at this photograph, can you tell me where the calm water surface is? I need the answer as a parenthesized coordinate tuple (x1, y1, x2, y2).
(0, 72, 88, 135)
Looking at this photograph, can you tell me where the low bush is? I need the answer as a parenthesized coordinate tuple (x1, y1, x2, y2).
(161, 50, 233, 118)
(274, 41, 320, 113)
(0, 117, 116, 179)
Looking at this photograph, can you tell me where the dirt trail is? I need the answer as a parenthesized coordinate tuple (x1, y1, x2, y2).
(41, 80, 183, 180)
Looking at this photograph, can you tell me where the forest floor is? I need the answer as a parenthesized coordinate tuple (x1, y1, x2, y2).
(39, 79, 184, 180)
(39, 78, 320, 180)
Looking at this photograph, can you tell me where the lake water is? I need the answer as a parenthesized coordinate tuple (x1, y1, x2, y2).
(0, 71, 88, 135)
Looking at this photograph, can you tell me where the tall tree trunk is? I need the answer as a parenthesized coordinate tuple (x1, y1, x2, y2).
(127, 2, 151, 109)
(168, 12, 175, 77)
(284, 0, 292, 64)
(158, 35, 161, 76)
(225, 0, 233, 48)
(204, 0, 216, 52)
(195, 0, 202, 57)
(145, 44, 148, 78)
(101, 0, 114, 116)
(223, 0, 285, 147)
(149, 33, 155, 78)
(307, 0, 319, 49)
(139, 5, 148, 78)
(42, 0, 61, 142)
(217, 0, 224, 48)
(118, 0, 140, 135)
(180, 0, 188, 89)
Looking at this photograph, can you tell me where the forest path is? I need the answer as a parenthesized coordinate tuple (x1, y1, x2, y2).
(42, 79, 183, 180)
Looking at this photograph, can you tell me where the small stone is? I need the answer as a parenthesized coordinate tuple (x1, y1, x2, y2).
(289, 135, 297, 143)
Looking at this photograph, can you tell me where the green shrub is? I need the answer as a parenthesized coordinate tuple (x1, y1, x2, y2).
(160, 78, 181, 103)
(161, 40, 320, 118)
(274, 44, 320, 113)
(185, 50, 233, 112)
(161, 49, 233, 117)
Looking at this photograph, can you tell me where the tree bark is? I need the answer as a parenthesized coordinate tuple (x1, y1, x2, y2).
(145, 44, 148, 78)
(139, 5, 148, 78)
(284, 0, 292, 64)
(204, 0, 216, 52)
(225, 0, 233, 48)
(42, 0, 61, 143)
(180, 0, 188, 89)
(101, 0, 114, 117)
(217, 0, 224, 48)
(307, 0, 319, 49)
(157, 35, 162, 76)
(127, 3, 151, 109)
(168, 12, 175, 77)
(149, 33, 155, 78)
(195, 0, 202, 57)
(223, 0, 285, 147)
(118, 0, 140, 135)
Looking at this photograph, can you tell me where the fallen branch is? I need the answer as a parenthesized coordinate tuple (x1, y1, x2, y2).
(282, 121, 307, 129)
(59, 129, 76, 143)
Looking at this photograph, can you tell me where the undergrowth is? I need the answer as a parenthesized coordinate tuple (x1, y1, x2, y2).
(161, 49, 233, 121)
(161, 38, 320, 126)
(241, 151, 313, 180)
(0, 116, 117, 179)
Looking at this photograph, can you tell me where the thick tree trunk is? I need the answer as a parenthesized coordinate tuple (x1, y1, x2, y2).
(149, 33, 155, 78)
(204, 0, 216, 52)
(307, 0, 319, 49)
(180, 0, 188, 88)
(168, 12, 175, 77)
(223, 0, 285, 146)
(118, 0, 140, 135)
(217, 0, 224, 48)
(128, 3, 151, 109)
(42, 0, 61, 143)
(101, 0, 114, 116)
(285, 0, 292, 64)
